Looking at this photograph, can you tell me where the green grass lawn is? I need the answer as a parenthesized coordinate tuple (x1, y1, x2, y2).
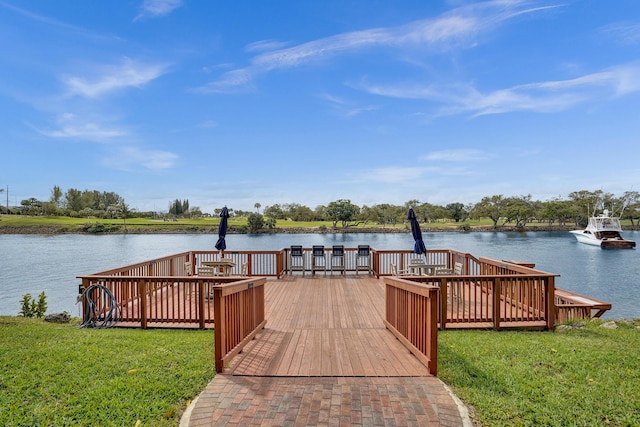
(2, 317, 639, 426)
(0, 213, 513, 233)
(0, 317, 215, 427)
(439, 320, 640, 426)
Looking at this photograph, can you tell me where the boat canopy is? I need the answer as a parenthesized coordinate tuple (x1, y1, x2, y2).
(587, 210, 622, 232)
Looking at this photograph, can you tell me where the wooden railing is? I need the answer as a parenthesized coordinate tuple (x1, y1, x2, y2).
(81, 248, 596, 334)
(77, 274, 257, 328)
(93, 251, 192, 277)
(405, 256, 557, 330)
(212, 277, 266, 372)
(192, 250, 286, 277)
(384, 276, 438, 375)
(554, 288, 611, 322)
(283, 247, 376, 274)
(93, 250, 285, 278)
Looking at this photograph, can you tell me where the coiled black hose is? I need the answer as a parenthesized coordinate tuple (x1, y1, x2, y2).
(79, 283, 122, 328)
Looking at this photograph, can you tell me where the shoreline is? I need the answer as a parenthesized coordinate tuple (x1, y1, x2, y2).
(0, 224, 590, 235)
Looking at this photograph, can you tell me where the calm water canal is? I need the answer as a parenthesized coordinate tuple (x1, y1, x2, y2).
(1, 231, 639, 319)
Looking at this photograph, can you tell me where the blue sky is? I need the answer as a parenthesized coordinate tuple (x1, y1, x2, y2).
(1, 0, 639, 214)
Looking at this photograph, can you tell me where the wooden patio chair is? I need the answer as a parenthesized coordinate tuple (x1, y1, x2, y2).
(289, 245, 305, 275)
(390, 262, 410, 276)
(437, 262, 464, 299)
(241, 261, 249, 276)
(356, 245, 372, 275)
(436, 262, 463, 276)
(330, 245, 345, 275)
(311, 245, 326, 275)
(184, 261, 193, 276)
(197, 266, 216, 276)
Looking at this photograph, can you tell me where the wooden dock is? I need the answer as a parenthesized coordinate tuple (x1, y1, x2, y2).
(185, 275, 466, 426)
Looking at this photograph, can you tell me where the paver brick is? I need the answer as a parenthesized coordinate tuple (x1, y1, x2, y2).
(186, 374, 465, 426)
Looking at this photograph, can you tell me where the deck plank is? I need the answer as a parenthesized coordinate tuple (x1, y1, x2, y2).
(228, 276, 429, 377)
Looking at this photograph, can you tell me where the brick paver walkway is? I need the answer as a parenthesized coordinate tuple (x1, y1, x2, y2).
(187, 375, 464, 427)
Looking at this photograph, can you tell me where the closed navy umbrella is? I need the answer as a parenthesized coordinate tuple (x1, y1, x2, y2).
(408, 208, 427, 254)
(214, 206, 229, 253)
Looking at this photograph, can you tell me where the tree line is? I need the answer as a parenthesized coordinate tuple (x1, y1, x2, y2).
(244, 190, 640, 231)
(4, 187, 640, 230)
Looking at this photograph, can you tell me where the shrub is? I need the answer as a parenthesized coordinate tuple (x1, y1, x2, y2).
(81, 222, 120, 233)
(19, 292, 47, 318)
(247, 213, 264, 232)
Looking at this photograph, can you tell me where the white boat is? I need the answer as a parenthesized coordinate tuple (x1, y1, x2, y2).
(570, 209, 636, 249)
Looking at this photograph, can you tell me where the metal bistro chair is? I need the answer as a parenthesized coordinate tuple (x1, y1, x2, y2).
(289, 245, 305, 275)
(330, 245, 345, 275)
(356, 245, 372, 275)
(311, 245, 326, 275)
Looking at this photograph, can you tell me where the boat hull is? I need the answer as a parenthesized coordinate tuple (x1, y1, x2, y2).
(570, 230, 636, 248)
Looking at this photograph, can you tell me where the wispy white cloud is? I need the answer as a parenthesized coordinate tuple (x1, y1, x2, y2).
(245, 39, 291, 53)
(0, 1, 120, 41)
(421, 149, 493, 162)
(359, 61, 640, 116)
(600, 21, 640, 45)
(356, 162, 480, 186)
(345, 105, 379, 118)
(320, 92, 378, 118)
(34, 112, 128, 142)
(198, 120, 219, 128)
(39, 123, 127, 140)
(62, 58, 168, 98)
(134, 0, 183, 21)
(367, 166, 427, 183)
(197, 0, 557, 93)
(0, 1, 84, 32)
(106, 146, 179, 170)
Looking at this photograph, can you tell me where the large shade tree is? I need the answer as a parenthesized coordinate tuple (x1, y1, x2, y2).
(325, 199, 360, 228)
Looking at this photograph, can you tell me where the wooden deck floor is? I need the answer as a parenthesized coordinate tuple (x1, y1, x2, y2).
(226, 275, 429, 377)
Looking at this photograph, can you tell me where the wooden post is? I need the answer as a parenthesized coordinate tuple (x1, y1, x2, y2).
(139, 279, 147, 329)
(213, 285, 224, 373)
(198, 279, 206, 330)
(428, 287, 438, 375)
(493, 278, 501, 331)
(439, 278, 447, 329)
(545, 276, 555, 330)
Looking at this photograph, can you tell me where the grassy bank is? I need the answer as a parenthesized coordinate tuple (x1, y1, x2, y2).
(2, 317, 639, 426)
(439, 319, 640, 426)
(0, 213, 577, 234)
(0, 317, 215, 426)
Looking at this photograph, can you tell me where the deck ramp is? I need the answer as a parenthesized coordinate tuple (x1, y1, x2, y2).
(185, 275, 466, 426)
(227, 275, 429, 377)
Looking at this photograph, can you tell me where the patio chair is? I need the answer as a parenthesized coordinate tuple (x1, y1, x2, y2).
(184, 261, 193, 276)
(436, 262, 464, 276)
(197, 265, 216, 276)
(356, 245, 372, 275)
(437, 262, 464, 299)
(390, 262, 410, 276)
(311, 245, 326, 275)
(330, 245, 345, 275)
(289, 245, 305, 275)
(241, 261, 249, 276)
